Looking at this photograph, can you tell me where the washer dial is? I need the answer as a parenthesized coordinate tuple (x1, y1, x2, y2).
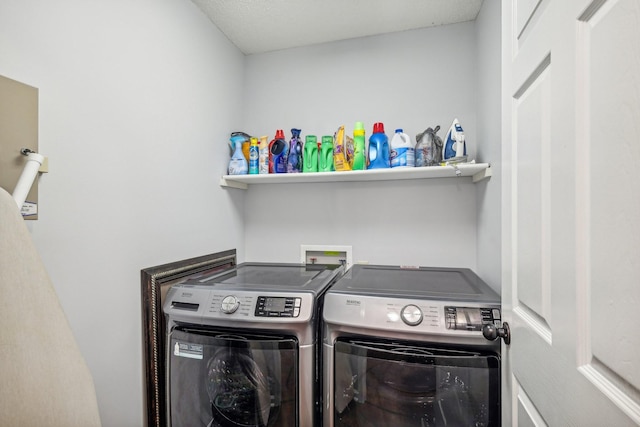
(401, 304, 423, 326)
(221, 295, 240, 314)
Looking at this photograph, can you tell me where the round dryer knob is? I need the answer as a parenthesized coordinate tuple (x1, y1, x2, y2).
(401, 304, 423, 326)
(221, 295, 240, 314)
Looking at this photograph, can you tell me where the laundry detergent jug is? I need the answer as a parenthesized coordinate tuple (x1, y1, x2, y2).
(269, 129, 288, 174)
(352, 121, 366, 170)
(367, 122, 389, 169)
(303, 135, 318, 172)
(319, 136, 334, 172)
(390, 128, 414, 168)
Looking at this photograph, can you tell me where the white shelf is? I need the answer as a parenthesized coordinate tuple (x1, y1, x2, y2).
(220, 163, 491, 189)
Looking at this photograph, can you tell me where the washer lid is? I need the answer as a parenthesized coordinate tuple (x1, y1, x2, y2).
(329, 264, 499, 303)
(182, 262, 342, 294)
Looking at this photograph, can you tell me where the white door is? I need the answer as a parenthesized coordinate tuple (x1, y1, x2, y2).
(501, 0, 640, 425)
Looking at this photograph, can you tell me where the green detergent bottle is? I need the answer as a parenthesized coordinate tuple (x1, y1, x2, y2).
(352, 121, 366, 170)
(319, 135, 334, 172)
(303, 135, 318, 172)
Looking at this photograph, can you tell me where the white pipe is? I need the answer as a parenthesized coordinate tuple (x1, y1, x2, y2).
(12, 151, 44, 210)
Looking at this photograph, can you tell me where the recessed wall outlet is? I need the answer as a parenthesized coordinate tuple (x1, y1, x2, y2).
(301, 245, 353, 270)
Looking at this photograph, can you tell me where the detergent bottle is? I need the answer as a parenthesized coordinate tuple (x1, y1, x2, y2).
(287, 128, 303, 173)
(352, 121, 366, 170)
(269, 129, 287, 174)
(228, 134, 248, 175)
(319, 136, 334, 172)
(332, 125, 351, 171)
(303, 135, 318, 172)
(258, 135, 269, 174)
(367, 122, 389, 169)
(390, 129, 415, 168)
(248, 137, 259, 174)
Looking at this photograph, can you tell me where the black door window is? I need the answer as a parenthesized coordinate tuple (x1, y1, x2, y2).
(169, 327, 298, 427)
(333, 339, 500, 427)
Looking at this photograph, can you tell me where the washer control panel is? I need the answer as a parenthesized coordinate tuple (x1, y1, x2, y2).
(445, 306, 501, 331)
(220, 295, 240, 314)
(255, 296, 302, 318)
(401, 304, 423, 326)
(323, 293, 501, 339)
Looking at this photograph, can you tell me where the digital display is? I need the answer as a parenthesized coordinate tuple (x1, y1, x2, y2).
(264, 297, 286, 312)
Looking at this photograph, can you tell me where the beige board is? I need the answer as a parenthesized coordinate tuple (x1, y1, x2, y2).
(0, 74, 39, 220)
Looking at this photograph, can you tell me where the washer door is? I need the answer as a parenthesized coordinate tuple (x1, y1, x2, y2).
(333, 339, 500, 427)
(169, 327, 298, 427)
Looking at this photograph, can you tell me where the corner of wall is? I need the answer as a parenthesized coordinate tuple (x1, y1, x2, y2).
(474, 0, 503, 294)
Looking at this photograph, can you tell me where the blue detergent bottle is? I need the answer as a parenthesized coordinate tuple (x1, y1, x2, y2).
(367, 122, 390, 169)
(269, 129, 288, 174)
(228, 134, 248, 175)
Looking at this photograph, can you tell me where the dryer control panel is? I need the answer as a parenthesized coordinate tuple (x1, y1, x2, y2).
(163, 284, 316, 323)
(445, 306, 501, 331)
(255, 296, 302, 318)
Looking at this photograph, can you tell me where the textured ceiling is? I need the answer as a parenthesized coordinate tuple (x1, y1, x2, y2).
(191, 0, 484, 55)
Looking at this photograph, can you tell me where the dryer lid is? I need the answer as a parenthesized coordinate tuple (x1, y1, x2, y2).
(184, 262, 343, 294)
(329, 265, 499, 303)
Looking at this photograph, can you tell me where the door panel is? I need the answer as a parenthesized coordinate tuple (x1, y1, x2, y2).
(516, 0, 540, 33)
(579, 0, 640, 393)
(514, 55, 552, 329)
(503, 0, 640, 425)
(516, 0, 553, 51)
(514, 377, 548, 427)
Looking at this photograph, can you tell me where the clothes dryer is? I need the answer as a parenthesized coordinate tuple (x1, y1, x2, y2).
(322, 265, 502, 427)
(164, 262, 343, 427)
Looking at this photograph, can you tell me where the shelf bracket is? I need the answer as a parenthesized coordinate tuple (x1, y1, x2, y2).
(472, 166, 492, 183)
(219, 177, 248, 190)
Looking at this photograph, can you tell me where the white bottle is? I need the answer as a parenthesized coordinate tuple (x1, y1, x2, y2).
(390, 129, 415, 168)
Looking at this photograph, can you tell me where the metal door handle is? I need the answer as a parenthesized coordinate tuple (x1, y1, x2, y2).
(482, 322, 511, 345)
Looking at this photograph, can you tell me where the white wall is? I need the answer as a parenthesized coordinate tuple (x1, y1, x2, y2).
(0, 1, 244, 426)
(242, 22, 478, 160)
(475, 0, 503, 293)
(241, 23, 482, 269)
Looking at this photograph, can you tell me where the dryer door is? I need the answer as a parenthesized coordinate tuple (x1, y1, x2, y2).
(168, 326, 298, 427)
(333, 339, 500, 427)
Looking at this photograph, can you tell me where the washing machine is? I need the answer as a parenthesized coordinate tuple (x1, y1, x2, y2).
(322, 264, 502, 427)
(163, 262, 344, 427)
